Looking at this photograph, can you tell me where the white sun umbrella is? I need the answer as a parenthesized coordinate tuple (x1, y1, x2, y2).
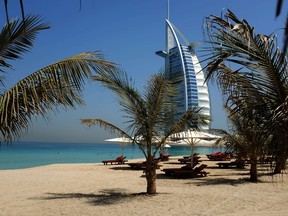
(104, 137, 133, 157)
(175, 138, 217, 147)
(163, 144, 171, 148)
(172, 130, 221, 140)
(105, 136, 162, 156)
(105, 136, 175, 157)
(170, 130, 221, 165)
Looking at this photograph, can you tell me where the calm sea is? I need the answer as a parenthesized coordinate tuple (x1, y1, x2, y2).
(0, 142, 221, 170)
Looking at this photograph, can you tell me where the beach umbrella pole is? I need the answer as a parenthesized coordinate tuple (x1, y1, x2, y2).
(190, 143, 194, 167)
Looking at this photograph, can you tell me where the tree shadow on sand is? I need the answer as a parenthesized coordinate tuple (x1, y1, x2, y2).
(185, 177, 250, 186)
(109, 166, 136, 171)
(40, 188, 155, 206)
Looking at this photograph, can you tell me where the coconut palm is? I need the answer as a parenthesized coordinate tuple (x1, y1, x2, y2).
(0, 15, 116, 142)
(217, 106, 269, 181)
(81, 70, 209, 195)
(203, 9, 288, 175)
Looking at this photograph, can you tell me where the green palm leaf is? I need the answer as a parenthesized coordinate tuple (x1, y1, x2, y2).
(0, 14, 50, 71)
(204, 9, 288, 176)
(0, 51, 117, 142)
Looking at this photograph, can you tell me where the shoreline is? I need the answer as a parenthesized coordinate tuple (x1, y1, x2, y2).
(0, 156, 287, 215)
(0, 141, 222, 170)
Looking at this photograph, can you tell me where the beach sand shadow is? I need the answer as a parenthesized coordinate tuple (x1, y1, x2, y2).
(187, 177, 250, 186)
(41, 188, 155, 206)
(109, 166, 137, 171)
(162, 161, 184, 165)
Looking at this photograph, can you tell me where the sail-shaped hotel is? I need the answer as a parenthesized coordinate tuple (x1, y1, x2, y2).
(156, 13, 211, 130)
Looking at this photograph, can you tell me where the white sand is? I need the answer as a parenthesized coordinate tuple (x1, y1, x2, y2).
(0, 157, 287, 216)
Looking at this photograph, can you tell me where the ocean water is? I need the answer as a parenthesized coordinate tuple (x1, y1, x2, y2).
(0, 142, 221, 170)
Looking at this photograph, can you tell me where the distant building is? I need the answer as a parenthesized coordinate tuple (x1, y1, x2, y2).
(156, 18, 211, 130)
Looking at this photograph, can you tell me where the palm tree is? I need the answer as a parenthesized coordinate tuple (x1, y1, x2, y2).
(203, 9, 288, 175)
(217, 106, 268, 181)
(81, 70, 209, 195)
(0, 15, 116, 142)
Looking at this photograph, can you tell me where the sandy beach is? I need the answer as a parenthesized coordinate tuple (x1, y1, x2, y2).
(0, 156, 287, 216)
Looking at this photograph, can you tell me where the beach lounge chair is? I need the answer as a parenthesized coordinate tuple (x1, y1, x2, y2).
(178, 156, 201, 164)
(258, 156, 275, 165)
(206, 152, 231, 161)
(173, 164, 209, 178)
(127, 162, 163, 170)
(127, 159, 162, 170)
(162, 161, 198, 175)
(159, 153, 170, 161)
(217, 159, 246, 169)
(163, 164, 209, 178)
(102, 156, 127, 165)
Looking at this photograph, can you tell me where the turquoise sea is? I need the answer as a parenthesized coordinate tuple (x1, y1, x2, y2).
(0, 142, 221, 170)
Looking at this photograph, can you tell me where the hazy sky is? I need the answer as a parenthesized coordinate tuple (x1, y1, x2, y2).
(1, 0, 286, 143)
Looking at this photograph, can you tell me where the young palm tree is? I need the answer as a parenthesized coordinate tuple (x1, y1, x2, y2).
(203, 9, 288, 175)
(81, 70, 209, 195)
(219, 106, 268, 181)
(0, 15, 116, 142)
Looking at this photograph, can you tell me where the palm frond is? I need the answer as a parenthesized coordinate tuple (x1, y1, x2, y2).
(166, 106, 209, 138)
(204, 10, 287, 101)
(204, 9, 288, 121)
(80, 118, 130, 138)
(4, 0, 25, 29)
(144, 73, 178, 135)
(0, 14, 50, 71)
(0, 51, 117, 141)
(203, 9, 288, 169)
(92, 69, 146, 134)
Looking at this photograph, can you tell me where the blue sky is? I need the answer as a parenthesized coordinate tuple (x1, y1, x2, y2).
(1, 0, 287, 143)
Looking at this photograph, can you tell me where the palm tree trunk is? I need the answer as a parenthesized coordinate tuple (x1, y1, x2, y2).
(145, 156, 157, 195)
(249, 155, 258, 181)
(146, 167, 157, 195)
(272, 127, 288, 174)
(274, 156, 286, 174)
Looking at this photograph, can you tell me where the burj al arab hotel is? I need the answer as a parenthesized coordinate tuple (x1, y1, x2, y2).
(156, 5, 211, 130)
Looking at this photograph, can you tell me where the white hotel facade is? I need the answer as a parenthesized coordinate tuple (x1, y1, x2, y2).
(156, 19, 211, 130)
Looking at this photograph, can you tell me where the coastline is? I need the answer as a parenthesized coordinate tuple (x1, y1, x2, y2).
(0, 141, 221, 170)
(0, 156, 287, 216)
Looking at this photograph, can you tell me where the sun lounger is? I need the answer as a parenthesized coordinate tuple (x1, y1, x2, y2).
(102, 156, 127, 165)
(163, 161, 202, 172)
(245, 156, 275, 165)
(162, 162, 198, 175)
(159, 154, 170, 161)
(163, 164, 209, 178)
(217, 160, 246, 169)
(178, 156, 201, 164)
(259, 156, 275, 165)
(206, 152, 231, 161)
(127, 159, 162, 170)
(127, 163, 163, 170)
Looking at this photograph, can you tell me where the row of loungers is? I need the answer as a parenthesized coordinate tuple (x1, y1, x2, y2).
(102, 154, 250, 178)
(216, 158, 277, 169)
(101, 153, 280, 178)
(101, 154, 211, 178)
(101, 155, 209, 178)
